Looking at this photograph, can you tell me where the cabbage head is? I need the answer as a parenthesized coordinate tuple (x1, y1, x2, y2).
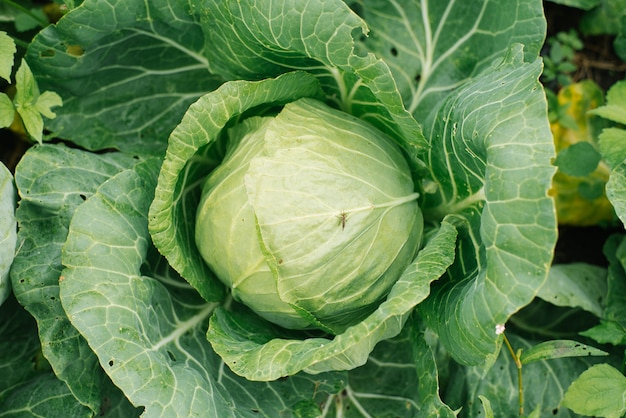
(195, 98, 423, 334)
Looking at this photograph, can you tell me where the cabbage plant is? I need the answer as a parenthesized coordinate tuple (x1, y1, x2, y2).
(1, 0, 576, 416)
(194, 98, 423, 334)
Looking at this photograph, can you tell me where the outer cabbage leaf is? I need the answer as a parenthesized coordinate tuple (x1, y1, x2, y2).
(356, 0, 546, 125)
(196, 0, 427, 170)
(0, 296, 82, 415)
(0, 162, 16, 306)
(358, 0, 556, 366)
(420, 46, 556, 366)
(207, 218, 457, 381)
(149, 71, 324, 303)
(26, 0, 224, 155)
(60, 156, 350, 417)
(11, 145, 139, 415)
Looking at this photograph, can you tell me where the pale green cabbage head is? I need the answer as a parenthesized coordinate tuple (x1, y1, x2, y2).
(195, 98, 423, 334)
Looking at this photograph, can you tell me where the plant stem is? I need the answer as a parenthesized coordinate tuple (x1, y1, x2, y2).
(503, 333, 524, 416)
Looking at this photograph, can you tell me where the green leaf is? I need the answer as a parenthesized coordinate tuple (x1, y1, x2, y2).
(0, 93, 15, 128)
(0, 31, 16, 83)
(537, 263, 608, 317)
(207, 219, 457, 381)
(615, 14, 626, 61)
(519, 339, 608, 364)
(478, 395, 495, 418)
(602, 234, 626, 329)
(149, 71, 323, 304)
(590, 80, 626, 125)
(606, 161, 626, 226)
(0, 162, 16, 306)
(357, 0, 546, 124)
(580, 235, 626, 345)
(60, 158, 231, 416)
(197, 0, 427, 166)
(413, 327, 458, 418)
(240, 98, 422, 334)
(420, 46, 557, 367)
(0, 373, 91, 418)
(356, 0, 556, 367)
(554, 142, 602, 177)
(11, 145, 139, 415)
(61, 157, 345, 416)
(580, 0, 626, 36)
(562, 364, 626, 418)
(0, 295, 50, 403)
(13, 60, 43, 142)
(581, 319, 626, 345)
(26, 0, 224, 155)
(599, 128, 626, 170)
(446, 333, 600, 416)
(35, 90, 62, 119)
(13, 60, 62, 144)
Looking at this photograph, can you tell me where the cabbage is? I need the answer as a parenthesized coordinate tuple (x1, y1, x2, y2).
(195, 98, 422, 334)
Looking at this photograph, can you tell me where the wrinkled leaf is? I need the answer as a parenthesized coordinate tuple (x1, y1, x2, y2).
(11, 145, 139, 415)
(61, 157, 347, 416)
(0, 162, 16, 306)
(355, 0, 556, 367)
(197, 0, 427, 168)
(60, 158, 233, 416)
(26, 0, 224, 155)
(562, 364, 626, 418)
(207, 219, 457, 380)
(418, 46, 557, 367)
(357, 0, 545, 123)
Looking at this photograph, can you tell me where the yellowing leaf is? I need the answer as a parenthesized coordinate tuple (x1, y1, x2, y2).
(549, 81, 615, 225)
